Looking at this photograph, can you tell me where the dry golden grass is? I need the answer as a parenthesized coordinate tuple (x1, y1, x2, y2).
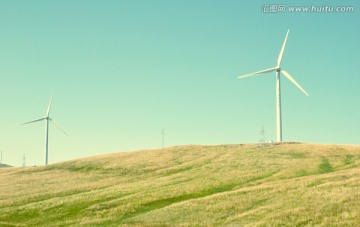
(0, 143, 359, 226)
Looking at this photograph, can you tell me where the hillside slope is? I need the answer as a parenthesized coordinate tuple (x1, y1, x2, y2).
(0, 164, 12, 168)
(0, 143, 359, 226)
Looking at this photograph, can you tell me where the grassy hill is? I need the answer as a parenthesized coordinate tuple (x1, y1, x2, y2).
(0, 143, 359, 226)
(0, 164, 12, 168)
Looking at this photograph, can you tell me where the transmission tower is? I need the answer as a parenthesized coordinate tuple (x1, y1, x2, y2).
(161, 128, 165, 148)
(23, 153, 26, 167)
(259, 125, 265, 144)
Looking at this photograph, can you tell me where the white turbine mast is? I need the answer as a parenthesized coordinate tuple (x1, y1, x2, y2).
(22, 93, 67, 165)
(238, 30, 309, 143)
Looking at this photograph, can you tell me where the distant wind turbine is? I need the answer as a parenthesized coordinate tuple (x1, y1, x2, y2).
(22, 93, 67, 165)
(238, 30, 309, 143)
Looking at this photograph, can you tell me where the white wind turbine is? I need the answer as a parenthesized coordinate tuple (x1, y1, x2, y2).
(238, 30, 309, 143)
(22, 93, 67, 165)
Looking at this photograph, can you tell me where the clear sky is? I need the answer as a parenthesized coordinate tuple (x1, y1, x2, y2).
(1, 0, 359, 166)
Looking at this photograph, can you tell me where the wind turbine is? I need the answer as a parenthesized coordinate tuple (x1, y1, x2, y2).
(22, 93, 67, 165)
(238, 30, 309, 143)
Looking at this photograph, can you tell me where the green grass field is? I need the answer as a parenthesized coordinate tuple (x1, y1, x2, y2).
(1, 143, 359, 226)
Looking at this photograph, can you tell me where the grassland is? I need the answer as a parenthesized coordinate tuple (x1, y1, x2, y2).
(0, 143, 359, 226)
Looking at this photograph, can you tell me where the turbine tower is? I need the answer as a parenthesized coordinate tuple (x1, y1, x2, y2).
(238, 30, 309, 142)
(22, 93, 67, 165)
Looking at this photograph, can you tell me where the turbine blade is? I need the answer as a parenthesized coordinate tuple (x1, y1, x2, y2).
(22, 117, 46, 125)
(277, 29, 290, 67)
(46, 92, 54, 117)
(281, 70, 309, 96)
(238, 67, 278, 79)
(50, 118, 68, 135)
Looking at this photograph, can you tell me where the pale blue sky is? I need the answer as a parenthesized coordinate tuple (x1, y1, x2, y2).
(0, 0, 359, 166)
